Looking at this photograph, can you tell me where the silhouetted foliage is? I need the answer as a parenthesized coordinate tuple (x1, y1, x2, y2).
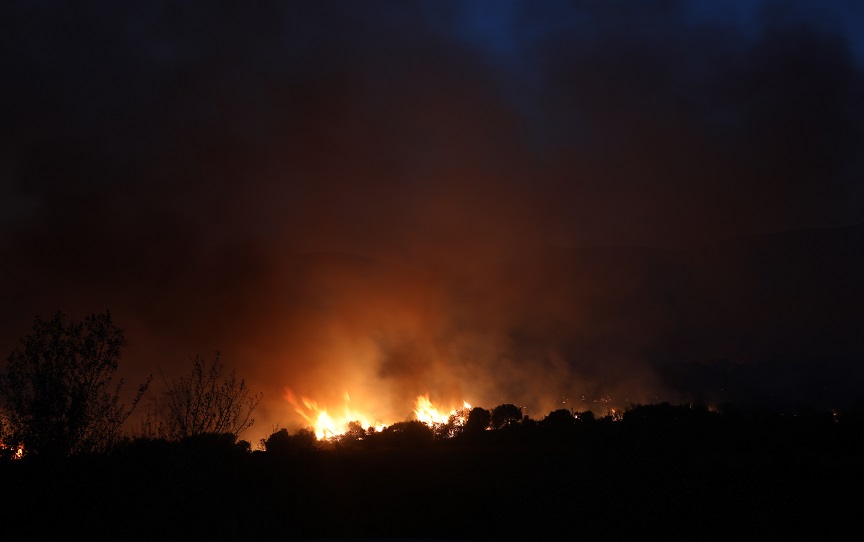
(179, 431, 244, 453)
(159, 351, 262, 440)
(292, 427, 319, 450)
(336, 420, 368, 447)
(0, 412, 15, 460)
(432, 414, 460, 440)
(517, 414, 539, 438)
(576, 410, 595, 422)
(491, 403, 523, 429)
(3, 399, 862, 540)
(429, 406, 471, 440)
(540, 408, 577, 434)
(374, 420, 434, 448)
(261, 427, 292, 454)
(462, 407, 491, 438)
(0, 310, 151, 457)
(262, 427, 319, 456)
(123, 434, 173, 459)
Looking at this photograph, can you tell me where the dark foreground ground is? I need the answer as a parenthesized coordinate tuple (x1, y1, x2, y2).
(3, 407, 864, 541)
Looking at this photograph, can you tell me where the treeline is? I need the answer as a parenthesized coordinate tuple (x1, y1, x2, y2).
(3, 311, 864, 540)
(0, 310, 260, 460)
(4, 400, 863, 541)
(258, 400, 864, 457)
(4, 310, 862, 463)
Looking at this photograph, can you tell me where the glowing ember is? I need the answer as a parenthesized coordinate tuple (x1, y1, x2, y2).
(0, 441, 24, 460)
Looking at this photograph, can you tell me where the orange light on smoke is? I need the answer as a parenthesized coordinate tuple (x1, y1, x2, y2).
(285, 388, 471, 440)
(285, 387, 384, 439)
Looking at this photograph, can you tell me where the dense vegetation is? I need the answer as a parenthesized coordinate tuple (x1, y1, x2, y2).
(2, 312, 862, 540)
(3, 401, 863, 541)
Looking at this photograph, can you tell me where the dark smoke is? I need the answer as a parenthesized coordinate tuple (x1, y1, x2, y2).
(2, 1, 863, 443)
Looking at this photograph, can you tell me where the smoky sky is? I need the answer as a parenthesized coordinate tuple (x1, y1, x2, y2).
(2, 1, 864, 441)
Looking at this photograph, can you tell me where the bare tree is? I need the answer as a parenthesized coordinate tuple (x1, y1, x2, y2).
(0, 310, 151, 457)
(161, 351, 261, 440)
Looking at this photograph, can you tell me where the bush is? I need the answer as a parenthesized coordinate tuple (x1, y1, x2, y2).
(0, 310, 150, 457)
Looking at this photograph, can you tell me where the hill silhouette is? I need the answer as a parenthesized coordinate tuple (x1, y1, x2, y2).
(3, 401, 862, 541)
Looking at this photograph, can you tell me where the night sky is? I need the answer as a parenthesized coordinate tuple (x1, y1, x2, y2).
(3, 0, 864, 444)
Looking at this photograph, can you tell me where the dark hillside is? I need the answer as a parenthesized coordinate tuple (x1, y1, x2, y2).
(3, 404, 862, 541)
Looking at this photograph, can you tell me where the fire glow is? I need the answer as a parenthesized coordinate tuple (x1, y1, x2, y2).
(285, 388, 471, 440)
(0, 442, 24, 459)
(414, 394, 471, 425)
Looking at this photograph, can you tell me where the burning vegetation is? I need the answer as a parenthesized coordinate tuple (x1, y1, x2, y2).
(284, 389, 476, 442)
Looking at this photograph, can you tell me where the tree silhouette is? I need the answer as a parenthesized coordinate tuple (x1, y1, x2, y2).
(576, 410, 595, 422)
(291, 427, 319, 451)
(336, 421, 368, 447)
(261, 427, 318, 456)
(260, 427, 291, 454)
(0, 310, 151, 457)
(462, 407, 491, 438)
(0, 411, 16, 459)
(491, 403, 523, 429)
(540, 409, 577, 436)
(160, 351, 261, 440)
(376, 420, 434, 448)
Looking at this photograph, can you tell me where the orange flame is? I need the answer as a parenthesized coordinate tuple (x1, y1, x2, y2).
(413, 394, 471, 425)
(284, 388, 471, 440)
(413, 394, 449, 425)
(0, 441, 24, 460)
(285, 388, 384, 439)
